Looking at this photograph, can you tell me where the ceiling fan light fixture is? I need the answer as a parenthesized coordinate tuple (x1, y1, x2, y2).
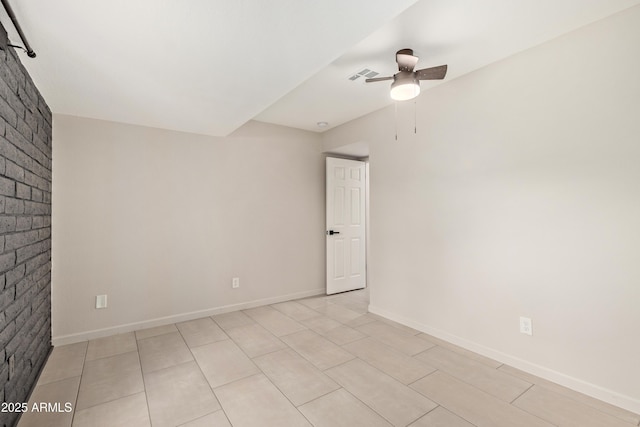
(365, 49, 447, 103)
(390, 73, 420, 101)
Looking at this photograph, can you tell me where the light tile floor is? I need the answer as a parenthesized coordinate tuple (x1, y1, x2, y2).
(17, 289, 640, 427)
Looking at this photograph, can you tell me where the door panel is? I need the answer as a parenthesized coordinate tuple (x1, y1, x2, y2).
(333, 239, 345, 280)
(351, 188, 361, 225)
(350, 238, 361, 276)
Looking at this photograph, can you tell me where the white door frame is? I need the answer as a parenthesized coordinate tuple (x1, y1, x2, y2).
(326, 157, 367, 295)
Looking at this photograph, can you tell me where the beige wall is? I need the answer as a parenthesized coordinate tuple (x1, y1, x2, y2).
(52, 116, 325, 344)
(323, 6, 640, 413)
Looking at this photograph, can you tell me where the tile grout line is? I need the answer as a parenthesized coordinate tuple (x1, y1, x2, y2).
(230, 299, 363, 425)
(70, 343, 144, 416)
(508, 393, 562, 427)
(412, 356, 538, 409)
(408, 369, 485, 427)
(178, 320, 231, 426)
(498, 365, 640, 425)
(509, 382, 536, 404)
(134, 332, 153, 427)
(414, 368, 557, 427)
(68, 341, 88, 426)
(404, 405, 441, 426)
(215, 305, 328, 427)
(325, 353, 435, 426)
(206, 310, 301, 427)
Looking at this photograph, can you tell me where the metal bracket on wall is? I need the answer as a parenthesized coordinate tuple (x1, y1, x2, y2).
(1, 0, 36, 57)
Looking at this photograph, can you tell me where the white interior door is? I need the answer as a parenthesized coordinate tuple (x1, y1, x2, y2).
(326, 157, 366, 295)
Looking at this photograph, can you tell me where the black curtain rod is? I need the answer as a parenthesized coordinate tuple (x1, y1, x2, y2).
(1, 0, 35, 57)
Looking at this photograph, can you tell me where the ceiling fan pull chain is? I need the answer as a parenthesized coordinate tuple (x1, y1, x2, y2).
(395, 101, 398, 141)
(414, 99, 417, 134)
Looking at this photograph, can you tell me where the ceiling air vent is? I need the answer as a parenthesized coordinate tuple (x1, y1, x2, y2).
(348, 68, 379, 81)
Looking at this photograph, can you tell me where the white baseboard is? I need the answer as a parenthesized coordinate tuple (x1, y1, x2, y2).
(52, 288, 325, 346)
(368, 304, 640, 416)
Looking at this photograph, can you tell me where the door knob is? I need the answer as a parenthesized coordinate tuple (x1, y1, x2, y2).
(326, 230, 340, 235)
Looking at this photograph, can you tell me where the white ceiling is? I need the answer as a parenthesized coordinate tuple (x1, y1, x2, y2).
(2, 0, 639, 137)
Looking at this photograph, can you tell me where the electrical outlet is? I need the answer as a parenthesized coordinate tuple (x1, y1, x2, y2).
(232, 277, 240, 289)
(519, 316, 533, 336)
(96, 294, 108, 309)
(8, 354, 15, 380)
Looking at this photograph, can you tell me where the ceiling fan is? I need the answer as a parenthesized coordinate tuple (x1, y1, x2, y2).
(366, 48, 447, 101)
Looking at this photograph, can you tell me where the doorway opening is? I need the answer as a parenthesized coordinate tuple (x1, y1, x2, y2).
(324, 145, 369, 296)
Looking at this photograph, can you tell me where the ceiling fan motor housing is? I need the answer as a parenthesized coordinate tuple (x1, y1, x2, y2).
(396, 48, 417, 71)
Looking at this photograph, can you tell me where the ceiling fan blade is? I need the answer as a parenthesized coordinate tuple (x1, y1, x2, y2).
(396, 48, 419, 72)
(365, 76, 393, 83)
(415, 65, 448, 80)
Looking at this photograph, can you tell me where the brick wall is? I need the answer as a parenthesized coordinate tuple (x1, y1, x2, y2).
(0, 35, 52, 427)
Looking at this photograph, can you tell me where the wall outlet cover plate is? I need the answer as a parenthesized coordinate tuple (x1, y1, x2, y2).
(96, 294, 108, 309)
(519, 316, 533, 335)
